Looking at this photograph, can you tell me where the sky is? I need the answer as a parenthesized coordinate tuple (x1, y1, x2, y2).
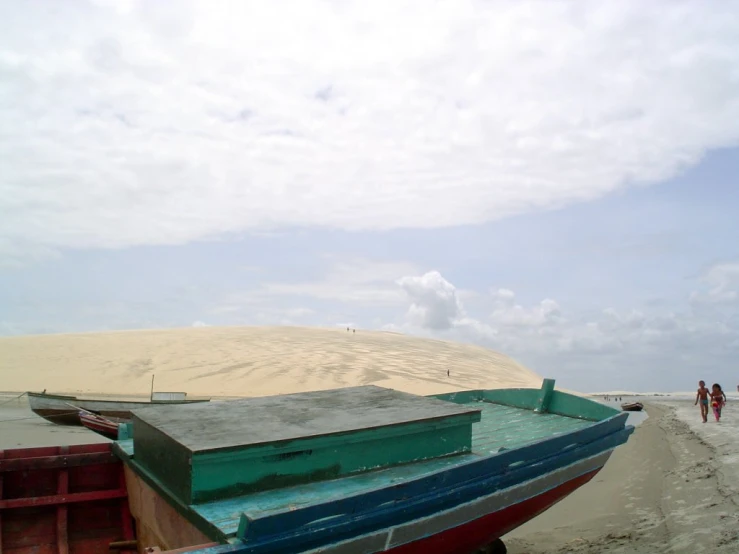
(1, 0, 738, 392)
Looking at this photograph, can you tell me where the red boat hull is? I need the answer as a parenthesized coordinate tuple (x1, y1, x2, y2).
(79, 413, 121, 440)
(387, 469, 598, 553)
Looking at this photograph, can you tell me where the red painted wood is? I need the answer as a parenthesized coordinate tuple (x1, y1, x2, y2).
(0, 449, 4, 554)
(151, 543, 220, 553)
(0, 452, 117, 473)
(79, 414, 119, 440)
(0, 444, 111, 461)
(387, 469, 599, 554)
(118, 467, 136, 553)
(0, 488, 127, 510)
(57, 446, 69, 554)
(1, 444, 134, 554)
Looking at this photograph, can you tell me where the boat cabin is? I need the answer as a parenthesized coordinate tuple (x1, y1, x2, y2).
(130, 386, 482, 505)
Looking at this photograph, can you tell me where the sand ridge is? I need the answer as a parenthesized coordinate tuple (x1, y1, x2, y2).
(0, 326, 542, 397)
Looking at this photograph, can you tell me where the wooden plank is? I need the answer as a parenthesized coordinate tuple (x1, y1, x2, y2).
(0, 451, 117, 472)
(143, 544, 220, 553)
(470, 403, 592, 453)
(0, 443, 110, 460)
(534, 378, 555, 413)
(482, 388, 541, 409)
(548, 390, 620, 420)
(429, 390, 484, 404)
(0, 488, 127, 510)
(122, 465, 213, 551)
(56, 446, 69, 554)
(118, 468, 136, 552)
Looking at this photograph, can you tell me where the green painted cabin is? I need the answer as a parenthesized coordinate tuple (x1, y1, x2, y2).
(131, 385, 482, 505)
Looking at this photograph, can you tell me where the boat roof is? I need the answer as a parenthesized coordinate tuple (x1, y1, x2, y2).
(131, 385, 481, 452)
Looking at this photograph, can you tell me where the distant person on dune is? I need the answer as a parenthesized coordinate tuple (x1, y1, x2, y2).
(710, 384, 726, 422)
(695, 381, 710, 423)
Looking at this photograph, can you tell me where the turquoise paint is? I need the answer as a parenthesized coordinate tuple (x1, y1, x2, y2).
(134, 418, 195, 505)
(481, 388, 540, 409)
(118, 422, 133, 440)
(191, 453, 477, 539)
(190, 414, 478, 503)
(477, 380, 618, 422)
(547, 391, 619, 421)
(470, 403, 592, 454)
(430, 390, 484, 404)
(534, 379, 556, 413)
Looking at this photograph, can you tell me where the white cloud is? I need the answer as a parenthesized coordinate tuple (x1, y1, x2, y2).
(397, 271, 464, 330)
(691, 262, 739, 304)
(211, 259, 419, 317)
(394, 268, 739, 388)
(262, 258, 418, 305)
(2, 1, 739, 262)
(490, 289, 564, 328)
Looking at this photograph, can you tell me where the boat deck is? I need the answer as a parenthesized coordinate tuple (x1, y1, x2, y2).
(471, 403, 592, 454)
(116, 401, 595, 541)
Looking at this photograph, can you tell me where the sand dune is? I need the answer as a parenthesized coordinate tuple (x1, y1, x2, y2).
(0, 326, 542, 397)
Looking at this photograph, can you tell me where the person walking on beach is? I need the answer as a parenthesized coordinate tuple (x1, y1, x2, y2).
(695, 380, 710, 423)
(710, 383, 727, 422)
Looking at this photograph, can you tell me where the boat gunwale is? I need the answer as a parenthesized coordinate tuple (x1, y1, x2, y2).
(232, 413, 631, 541)
(235, 437, 630, 552)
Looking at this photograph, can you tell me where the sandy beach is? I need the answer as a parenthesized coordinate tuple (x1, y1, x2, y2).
(507, 399, 739, 553)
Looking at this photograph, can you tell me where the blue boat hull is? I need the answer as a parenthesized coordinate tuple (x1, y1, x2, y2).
(182, 419, 633, 553)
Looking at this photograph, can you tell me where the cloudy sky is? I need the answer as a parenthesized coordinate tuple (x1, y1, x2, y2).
(1, 0, 738, 391)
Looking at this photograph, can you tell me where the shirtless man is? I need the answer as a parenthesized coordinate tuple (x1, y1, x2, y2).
(695, 380, 710, 423)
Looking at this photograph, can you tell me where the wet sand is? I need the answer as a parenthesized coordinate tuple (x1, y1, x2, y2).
(506, 400, 739, 553)
(0, 394, 109, 448)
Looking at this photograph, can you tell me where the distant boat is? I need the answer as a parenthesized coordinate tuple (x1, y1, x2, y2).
(27, 391, 210, 426)
(621, 402, 644, 412)
(79, 410, 126, 440)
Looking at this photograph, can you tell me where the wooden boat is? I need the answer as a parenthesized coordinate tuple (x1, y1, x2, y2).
(27, 390, 210, 426)
(79, 410, 128, 440)
(3, 379, 634, 554)
(620, 402, 644, 412)
(0, 443, 137, 553)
